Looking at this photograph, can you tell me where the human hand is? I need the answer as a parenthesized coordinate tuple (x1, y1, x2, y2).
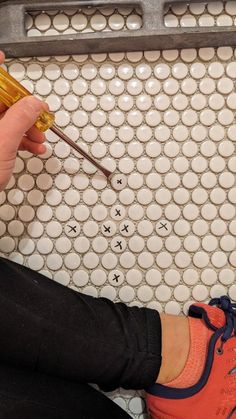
(0, 51, 48, 191)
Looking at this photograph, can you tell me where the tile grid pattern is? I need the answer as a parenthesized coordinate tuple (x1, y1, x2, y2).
(26, 7, 142, 37)
(0, 3, 236, 418)
(165, 1, 236, 27)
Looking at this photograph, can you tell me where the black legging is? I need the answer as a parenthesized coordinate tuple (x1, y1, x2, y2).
(0, 257, 162, 418)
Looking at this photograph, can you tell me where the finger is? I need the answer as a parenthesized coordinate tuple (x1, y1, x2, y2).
(0, 96, 47, 156)
(0, 51, 5, 65)
(19, 137, 46, 155)
(27, 126, 46, 143)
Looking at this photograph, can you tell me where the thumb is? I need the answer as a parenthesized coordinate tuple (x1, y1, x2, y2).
(0, 96, 46, 155)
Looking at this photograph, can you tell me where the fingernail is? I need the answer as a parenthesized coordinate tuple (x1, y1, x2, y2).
(38, 144, 46, 155)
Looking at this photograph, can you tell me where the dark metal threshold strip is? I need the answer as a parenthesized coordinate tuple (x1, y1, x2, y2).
(1, 0, 236, 58)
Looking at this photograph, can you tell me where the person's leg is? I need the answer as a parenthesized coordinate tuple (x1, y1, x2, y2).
(2, 257, 233, 418)
(0, 257, 162, 391)
(0, 362, 131, 419)
(157, 314, 190, 384)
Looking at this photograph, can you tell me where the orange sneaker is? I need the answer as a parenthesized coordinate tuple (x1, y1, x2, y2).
(146, 296, 236, 419)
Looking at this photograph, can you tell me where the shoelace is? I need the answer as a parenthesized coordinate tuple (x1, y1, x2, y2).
(209, 296, 236, 353)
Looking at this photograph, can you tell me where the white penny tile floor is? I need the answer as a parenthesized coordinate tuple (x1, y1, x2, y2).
(1, 2, 236, 417)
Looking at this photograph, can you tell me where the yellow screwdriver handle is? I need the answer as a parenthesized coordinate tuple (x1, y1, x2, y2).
(0, 67, 55, 132)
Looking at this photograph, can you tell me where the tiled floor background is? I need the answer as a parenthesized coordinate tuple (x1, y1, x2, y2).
(0, 2, 236, 417)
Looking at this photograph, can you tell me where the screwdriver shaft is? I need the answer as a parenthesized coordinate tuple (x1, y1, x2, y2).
(51, 125, 112, 179)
